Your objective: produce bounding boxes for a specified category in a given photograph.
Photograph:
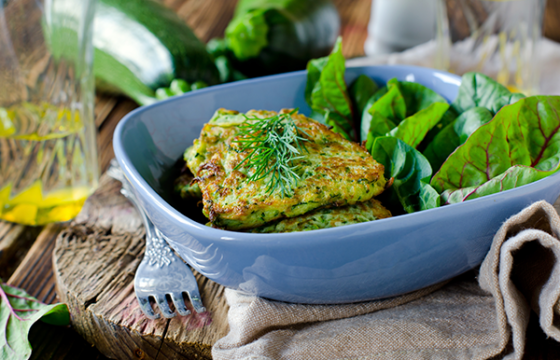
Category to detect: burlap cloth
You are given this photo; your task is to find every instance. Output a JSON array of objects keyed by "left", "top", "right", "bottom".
[{"left": 212, "top": 201, "right": 560, "bottom": 359}]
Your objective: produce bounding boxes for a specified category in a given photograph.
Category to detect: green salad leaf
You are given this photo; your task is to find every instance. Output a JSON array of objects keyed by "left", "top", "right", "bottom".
[
  {"left": 369, "top": 136, "right": 439, "bottom": 214},
  {"left": 431, "top": 96, "right": 560, "bottom": 196},
  {"left": 305, "top": 37, "right": 355, "bottom": 141},
  {"left": 422, "top": 72, "right": 525, "bottom": 171},
  {"left": 349, "top": 74, "right": 379, "bottom": 118},
  {"left": 423, "top": 107, "right": 493, "bottom": 171},
  {"left": 451, "top": 72, "right": 526, "bottom": 115},
  {"left": 363, "top": 78, "right": 449, "bottom": 149},
  {"left": 441, "top": 165, "right": 540, "bottom": 204},
  {"left": 225, "top": 9, "right": 269, "bottom": 60},
  {"left": 388, "top": 102, "right": 449, "bottom": 149},
  {"left": 359, "top": 86, "right": 388, "bottom": 141},
  {"left": 1, "top": 280, "right": 70, "bottom": 360},
  {"left": 397, "top": 80, "right": 448, "bottom": 116},
  {"left": 305, "top": 57, "right": 329, "bottom": 105}
]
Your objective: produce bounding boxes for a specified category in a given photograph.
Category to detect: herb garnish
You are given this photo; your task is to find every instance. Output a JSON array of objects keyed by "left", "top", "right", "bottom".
[{"left": 233, "top": 110, "right": 309, "bottom": 197}]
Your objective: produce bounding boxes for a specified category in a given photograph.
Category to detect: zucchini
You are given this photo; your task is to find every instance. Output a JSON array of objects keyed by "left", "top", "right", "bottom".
[
  {"left": 94, "top": 0, "right": 220, "bottom": 105},
  {"left": 225, "top": 0, "right": 340, "bottom": 77},
  {"left": 46, "top": 0, "right": 220, "bottom": 106}
]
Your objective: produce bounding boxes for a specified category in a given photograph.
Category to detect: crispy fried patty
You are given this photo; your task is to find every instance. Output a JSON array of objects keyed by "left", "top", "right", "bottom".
[
  {"left": 185, "top": 109, "right": 387, "bottom": 230},
  {"left": 249, "top": 198, "right": 391, "bottom": 233}
]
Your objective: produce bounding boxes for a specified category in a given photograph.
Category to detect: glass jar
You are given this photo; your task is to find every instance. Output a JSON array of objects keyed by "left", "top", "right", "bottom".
[
  {"left": 447, "top": 0, "right": 546, "bottom": 94},
  {"left": 364, "top": 0, "right": 450, "bottom": 70},
  {"left": 0, "top": 0, "right": 98, "bottom": 225}
]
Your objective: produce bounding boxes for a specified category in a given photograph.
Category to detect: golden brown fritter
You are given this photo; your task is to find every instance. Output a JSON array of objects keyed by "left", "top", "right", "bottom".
[
  {"left": 174, "top": 169, "right": 202, "bottom": 200},
  {"left": 249, "top": 198, "right": 391, "bottom": 233},
  {"left": 185, "top": 109, "right": 387, "bottom": 230}
]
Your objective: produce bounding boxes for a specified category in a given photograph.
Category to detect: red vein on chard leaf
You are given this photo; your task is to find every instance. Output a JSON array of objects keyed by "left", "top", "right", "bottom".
[
  {"left": 5, "top": 292, "right": 42, "bottom": 303},
  {"left": 432, "top": 96, "right": 560, "bottom": 197},
  {"left": 0, "top": 284, "right": 26, "bottom": 322},
  {"left": 1, "top": 280, "right": 71, "bottom": 359},
  {"left": 530, "top": 109, "right": 560, "bottom": 167}
]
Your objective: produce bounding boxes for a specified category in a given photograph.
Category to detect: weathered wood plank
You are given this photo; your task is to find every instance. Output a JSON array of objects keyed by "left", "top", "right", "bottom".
[
  {"left": 174, "top": 0, "right": 237, "bottom": 42},
  {"left": 545, "top": 0, "right": 560, "bottom": 44},
  {"left": 0, "top": 222, "right": 46, "bottom": 280},
  {"left": 333, "top": 0, "right": 371, "bottom": 59},
  {"left": 8, "top": 223, "right": 63, "bottom": 303},
  {"left": 95, "top": 95, "right": 119, "bottom": 128},
  {"left": 0, "top": 222, "right": 26, "bottom": 271},
  {"left": 97, "top": 99, "right": 138, "bottom": 173},
  {"left": 53, "top": 174, "right": 229, "bottom": 360}
]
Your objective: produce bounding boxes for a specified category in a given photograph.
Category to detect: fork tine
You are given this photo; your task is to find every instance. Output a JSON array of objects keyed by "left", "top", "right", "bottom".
[
  {"left": 137, "top": 295, "right": 160, "bottom": 320},
  {"left": 154, "top": 294, "right": 176, "bottom": 318},
  {"left": 170, "top": 292, "right": 191, "bottom": 316},
  {"left": 186, "top": 290, "right": 206, "bottom": 313}
]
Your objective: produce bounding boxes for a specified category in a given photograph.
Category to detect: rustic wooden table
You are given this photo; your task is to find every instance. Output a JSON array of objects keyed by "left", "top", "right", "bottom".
[{"left": 3, "top": 0, "right": 560, "bottom": 359}]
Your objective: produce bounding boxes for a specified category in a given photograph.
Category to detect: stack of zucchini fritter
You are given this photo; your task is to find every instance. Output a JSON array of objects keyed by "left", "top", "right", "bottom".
[{"left": 175, "top": 109, "right": 391, "bottom": 233}]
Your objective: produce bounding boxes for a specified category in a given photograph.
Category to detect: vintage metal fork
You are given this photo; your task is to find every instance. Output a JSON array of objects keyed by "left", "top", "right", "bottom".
[{"left": 107, "top": 160, "right": 206, "bottom": 320}]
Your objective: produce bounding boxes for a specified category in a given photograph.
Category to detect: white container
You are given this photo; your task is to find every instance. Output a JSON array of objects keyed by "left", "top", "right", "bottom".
[{"left": 364, "top": 0, "right": 442, "bottom": 55}]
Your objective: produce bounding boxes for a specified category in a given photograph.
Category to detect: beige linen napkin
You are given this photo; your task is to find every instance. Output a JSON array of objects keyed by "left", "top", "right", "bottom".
[{"left": 212, "top": 201, "right": 560, "bottom": 360}]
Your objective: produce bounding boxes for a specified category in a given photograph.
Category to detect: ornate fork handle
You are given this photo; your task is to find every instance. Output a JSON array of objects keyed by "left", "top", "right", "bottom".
[
  {"left": 107, "top": 161, "right": 206, "bottom": 319},
  {"left": 120, "top": 185, "right": 175, "bottom": 268}
]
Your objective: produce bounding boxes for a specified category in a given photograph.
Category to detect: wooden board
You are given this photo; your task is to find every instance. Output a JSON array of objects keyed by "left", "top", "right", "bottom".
[{"left": 52, "top": 174, "right": 229, "bottom": 360}]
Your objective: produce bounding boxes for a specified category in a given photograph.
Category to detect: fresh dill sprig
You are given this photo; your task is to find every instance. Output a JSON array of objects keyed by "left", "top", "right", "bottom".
[{"left": 233, "top": 110, "right": 309, "bottom": 197}]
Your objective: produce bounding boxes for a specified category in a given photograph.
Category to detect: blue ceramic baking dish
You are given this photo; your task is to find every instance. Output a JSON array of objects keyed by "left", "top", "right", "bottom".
[{"left": 113, "top": 65, "right": 560, "bottom": 304}]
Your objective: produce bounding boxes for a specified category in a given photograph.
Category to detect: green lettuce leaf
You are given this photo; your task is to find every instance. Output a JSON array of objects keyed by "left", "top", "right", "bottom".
[
  {"left": 451, "top": 72, "right": 526, "bottom": 115},
  {"left": 389, "top": 102, "right": 449, "bottom": 149},
  {"left": 368, "top": 136, "right": 440, "bottom": 214},
  {"left": 225, "top": 9, "right": 269, "bottom": 60},
  {"left": 441, "top": 165, "right": 541, "bottom": 204},
  {"left": 305, "top": 37, "right": 355, "bottom": 141},
  {"left": 349, "top": 75, "right": 379, "bottom": 119},
  {"left": 305, "top": 57, "right": 328, "bottom": 105},
  {"left": 362, "top": 79, "right": 448, "bottom": 147},
  {"left": 360, "top": 87, "right": 388, "bottom": 141},
  {"left": 431, "top": 96, "right": 560, "bottom": 194},
  {"left": 423, "top": 107, "right": 493, "bottom": 171},
  {"left": 368, "top": 81, "right": 406, "bottom": 122},
  {"left": 1, "top": 280, "right": 70, "bottom": 360},
  {"left": 396, "top": 80, "right": 448, "bottom": 116},
  {"left": 421, "top": 72, "right": 524, "bottom": 156}
]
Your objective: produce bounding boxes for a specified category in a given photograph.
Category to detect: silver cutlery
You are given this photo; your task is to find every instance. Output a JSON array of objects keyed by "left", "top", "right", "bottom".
[{"left": 107, "top": 160, "right": 206, "bottom": 320}]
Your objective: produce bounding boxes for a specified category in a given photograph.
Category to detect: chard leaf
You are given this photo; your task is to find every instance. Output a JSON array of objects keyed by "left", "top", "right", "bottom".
[
  {"left": 225, "top": 9, "right": 269, "bottom": 60},
  {"left": 305, "top": 57, "right": 328, "bottom": 105},
  {"left": 422, "top": 72, "right": 523, "bottom": 154},
  {"left": 362, "top": 83, "right": 406, "bottom": 144},
  {"left": 453, "top": 107, "right": 494, "bottom": 143},
  {"left": 361, "top": 85, "right": 402, "bottom": 141},
  {"left": 306, "top": 37, "right": 355, "bottom": 141},
  {"left": 419, "top": 180, "right": 441, "bottom": 210},
  {"left": 431, "top": 96, "right": 560, "bottom": 193},
  {"left": 1, "top": 280, "right": 70, "bottom": 360},
  {"left": 389, "top": 102, "right": 449, "bottom": 148},
  {"left": 423, "top": 107, "right": 493, "bottom": 171},
  {"left": 361, "top": 79, "right": 448, "bottom": 146},
  {"left": 368, "top": 136, "right": 439, "bottom": 213},
  {"left": 360, "top": 87, "right": 388, "bottom": 142},
  {"left": 451, "top": 72, "right": 525, "bottom": 115},
  {"left": 349, "top": 75, "right": 379, "bottom": 119},
  {"left": 365, "top": 114, "right": 397, "bottom": 144},
  {"left": 368, "top": 82, "right": 406, "bottom": 122},
  {"left": 441, "top": 165, "right": 542, "bottom": 204},
  {"left": 396, "top": 80, "right": 448, "bottom": 116}
]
